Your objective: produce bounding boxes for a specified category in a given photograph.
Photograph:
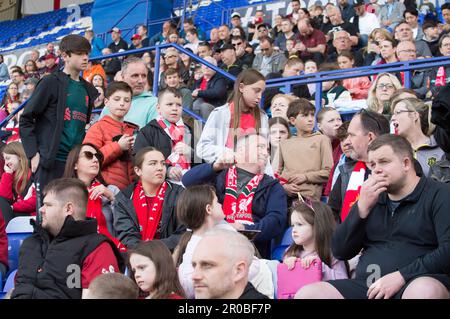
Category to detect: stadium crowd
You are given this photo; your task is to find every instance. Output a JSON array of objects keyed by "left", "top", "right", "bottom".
[{"left": 0, "top": 0, "right": 450, "bottom": 299}]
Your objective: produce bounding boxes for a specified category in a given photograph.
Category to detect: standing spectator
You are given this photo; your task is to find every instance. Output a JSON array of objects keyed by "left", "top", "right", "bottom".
[
  {"left": 137, "top": 24, "right": 150, "bottom": 47},
  {"left": 350, "top": 0, "right": 380, "bottom": 47},
  {"left": 379, "top": 0, "right": 406, "bottom": 30},
  {"left": 19, "top": 35, "right": 99, "bottom": 191},
  {"left": 100, "top": 57, "right": 158, "bottom": 129},
  {"left": 252, "top": 36, "right": 287, "bottom": 77},
  {"left": 107, "top": 27, "right": 129, "bottom": 53},
  {"left": 404, "top": 8, "right": 423, "bottom": 41},
  {"left": 0, "top": 54, "right": 9, "bottom": 82},
  {"left": 394, "top": 21, "right": 432, "bottom": 58},
  {"left": 367, "top": 73, "right": 402, "bottom": 116},
  {"left": 11, "top": 178, "right": 124, "bottom": 299},
  {"left": 296, "top": 18, "right": 327, "bottom": 64},
  {"left": 84, "top": 29, "right": 105, "bottom": 58},
  {"left": 274, "top": 18, "right": 296, "bottom": 52}
]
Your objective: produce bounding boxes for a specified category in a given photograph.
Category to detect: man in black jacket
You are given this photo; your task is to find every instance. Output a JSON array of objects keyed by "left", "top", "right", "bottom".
[
  {"left": 20, "top": 34, "right": 99, "bottom": 193},
  {"left": 107, "top": 27, "right": 129, "bottom": 53},
  {"left": 296, "top": 135, "right": 450, "bottom": 299},
  {"left": 12, "top": 178, "right": 124, "bottom": 299}
]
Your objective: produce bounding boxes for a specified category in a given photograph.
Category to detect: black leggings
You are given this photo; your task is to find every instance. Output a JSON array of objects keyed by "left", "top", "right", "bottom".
[{"left": 0, "top": 196, "right": 29, "bottom": 226}]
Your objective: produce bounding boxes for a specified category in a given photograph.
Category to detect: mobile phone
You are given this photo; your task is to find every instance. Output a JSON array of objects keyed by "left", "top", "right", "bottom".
[{"left": 238, "top": 229, "right": 261, "bottom": 241}]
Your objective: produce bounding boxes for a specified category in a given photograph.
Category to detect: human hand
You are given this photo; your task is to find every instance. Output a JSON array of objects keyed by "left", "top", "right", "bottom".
[
  {"left": 288, "top": 173, "right": 307, "bottom": 185},
  {"left": 294, "top": 42, "right": 306, "bottom": 52},
  {"left": 357, "top": 174, "right": 388, "bottom": 219},
  {"left": 118, "top": 134, "right": 134, "bottom": 151},
  {"left": 283, "top": 183, "right": 301, "bottom": 197},
  {"left": 300, "top": 255, "right": 317, "bottom": 269},
  {"left": 31, "top": 153, "right": 40, "bottom": 173},
  {"left": 192, "top": 89, "right": 199, "bottom": 98},
  {"left": 167, "top": 166, "right": 183, "bottom": 181},
  {"left": 283, "top": 256, "right": 298, "bottom": 270},
  {"left": 367, "top": 271, "right": 405, "bottom": 299},
  {"left": 213, "top": 150, "right": 235, "bottom": 171},
  {"left": 174, "top": 142, "right": 191, "bottom": 157},
  {"left": 90, "top": 184, "right": 115, "bottom": 201},
  {"left": 383, "top": 20, "right": 391, "bottom": 27}
]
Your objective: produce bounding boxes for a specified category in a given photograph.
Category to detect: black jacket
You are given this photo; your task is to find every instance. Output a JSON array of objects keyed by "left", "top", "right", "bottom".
[
  {"left": 239, "top": 282, "right": 269, "bottom": 299},
  {"left": 108, "top": 38, "right": 129, "bottom": 53},
  {"left": 332, "top": 177, "right": 450, "bottom": 282},
  {"left": 19, "top": 71, "right": 98, "bottom": 169},
  {"left": 12, "top": 216, "right": 124, "bottom": 299},
  {"left": 431, "top": 82, "right": 450, "bottom": 152},
  {"left": 194, "top": 73, "right": 228, "bottom": 107},
  {"left": 113, "top": 181, "right": 185, "bottom": 251}
]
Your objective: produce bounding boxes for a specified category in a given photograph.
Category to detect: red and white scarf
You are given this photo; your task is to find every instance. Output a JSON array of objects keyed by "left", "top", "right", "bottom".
[
  {"left": 223, "top": 166, "right": 263, "bottom": 225},
  {"left": 157, "top": 116, "right": 190, "bottom": 170},
  {"left": 132, "top": 181, "right": 167, "bottom": 241},
  {"left": 87, "top": 181, "right": 126, "bottom": 252},
  {"left": 341, "top": 161, "right": 366, "bottom": 221},
  {"left": 435, "top": 66, "right": 446, "bottom": 87}
]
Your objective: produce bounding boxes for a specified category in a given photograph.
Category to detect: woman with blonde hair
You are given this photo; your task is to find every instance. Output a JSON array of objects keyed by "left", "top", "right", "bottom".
[
  {"left": 391, "top": 97, "right": 444, "bottom": 176},
  {"left": 361, "top": 28, "right": 394, "bottom": 65},
  {"left": 366, "top": 72, "right": 402, "bottom": 117}
]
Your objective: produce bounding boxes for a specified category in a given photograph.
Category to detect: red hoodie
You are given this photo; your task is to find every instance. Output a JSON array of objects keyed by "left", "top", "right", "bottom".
[
  {"left": 0, "top": 172, "right": 36, "bottom": 214},
  {"left": 0, "top": 212, "right": 8, "bottom": 269}
]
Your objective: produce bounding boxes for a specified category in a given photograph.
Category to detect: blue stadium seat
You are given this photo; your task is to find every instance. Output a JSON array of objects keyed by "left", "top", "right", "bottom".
[
  {"left": 271, "top": 227, "right": 293, "bottom": 261},
  {"left": 3, "top": 269, "right": 17, "bottom": 294},
  {"left": 6, "top": 217, "right": 34, "bottom": 273}
]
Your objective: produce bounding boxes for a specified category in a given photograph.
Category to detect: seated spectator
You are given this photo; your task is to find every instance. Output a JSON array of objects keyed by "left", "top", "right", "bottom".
[
  {"left": 395, "top": 41, "right": 431, "bottom": 99},
  {"left": 313, "top": 64, "right": 352, "bottom": 107},
  {"left": 232, "top": 36, "right": 255, "bottom": 69},
  {"left": 440, "top": 3, "right": 450, "bottom": 33},
  {"left": 174, "top": 185, "right": 274, "bottom": 299},
  {"left": 231, "top": 12, "right": 244, "bottom": 29},
  {"left": 149, "top": 21, "right": 173, "bottom": 46},
  {"left": 196, "top": 69, "right": 269, "bottom": 165},
  {"left": 283, "top": 200, "right": 348, "bottom": 281},
  {"left": 379, "top": 0, "right": 405, "bottom": 30},
  {"left": 295, "top": 18, "right": 326, "bottom": 64},
  {"left": 11, "top": 178, "right": 124, "bottom": 299},
  {"left": 269, "top": 117, "right": 291, "bottom": 173},
  {"left": 430, "top": 35, "right": 450, "bottom": 94},
  {"left": 163, "top": 68, "right": 193, "bottom": 110},
  {"left": 391, "top": 98, "right": 444, "bottom": 176},
  {"left": 322, "top": 5, "right": 359, "bottom": 47},
  {"left": 107, "top": 27, "right": 129, "bottom": 53},
  {"left": 90, "top": 74, "right": 105, "bottom": 88},
  {"left": 184, "top": 28, "right": 201, "bottom": 54},
  {"left": 252, "top": 36, "right": 287, "bottom": 77},
  {"left": 3, "top": 101, "right": 23, "bottom": 143},
  {"left": 192, "top": 229, "right": 268, "bottom": 299},
  {"left": 23, "top": 60, "right": 40, "bottom": 80},
  {"left": 134, "top": 88, "right": 195, "bottom": 183},
  {"left": 249, "top": 23, "right": 270, "bottom": 53},
  {"left": 128, "top": 34, "right": 144, "bottom": 58},
  {"left": 374, "top": 38, "right": 398, "bottom": 65},
  {"left": 197, "top": 41, "right": 213, "bottom": 59},
  {"left": 84, "top": 273, "right": 139, "bottom": 299},
  {"left": 404, "top": 8, "right": 423, "bottom": 41},
  {"left": 84, "top": 82, "right": 137, "bottom": 190},
  {"left": 0, "top": 54, "right": 9, "bottom": 82},
  {"left": 219, "top": 43, "right": 243, "bottom": 89},
  {"left": 422, "top": 20, "right": 440, "bottom": 57},
  {"left": 326, "top": 30, "right": 364, "bottom": 66},
  {"left": 101, "top": 48, "right": 121, "bottom": 84},
  {"left": 304, "top": 60, "right": 318, "bottom": 96},
  {"left": 297, "top": 134, "right": 450, "bottom": 299},
  {"left": 1, "top": 83, "right": 21, "bottom": 114},
  {"left": 394, "top": 21, "right": 432, "bottom": 58},
  {"left": 350, "top": 0, "right": 380, "bottom": 47},
  {"left": 184, "top": 133, "right": 287, "bottom": 259},
  {"left": 39, "top": 54, "right": 59, "bottom": 76},
  {"left": 24, "top": 77, "right": 38, "bottom": 93},
  {"left": 274, "top": 18, "right": 296, "bottom": 52},
  {"left": 361, "top": 28, "right": 394, "bottom": 66},
  {"left": 317, "top": 107, "right": 343, "bottom": 157},
  {"left": 63, "top": 143, "right": 125, "bottom": 251},
  {"left": 270, "top": 93, "right": 297, "bottom": 120},
  {"left": 128, "top": 240, "right": 185, "bottom": 299},
  {"left": 0, "top": 211, "right": 7, "bottom": 278},
  {"left": 0, "top": 142, "right": 36, "bottom": 224},
  {"left": 276, "top": 99, "right": 333, "bottom": 200},
  {"left": 368, "top": 73, "right": 402, "bottom": 117},
  {"left": 83, "top": 61, "right": 107, "bottom": 86},
  {"left": 180, "top": 18, "right": 206, "bottom": 44},
  {"left": 338, "top": 51, "right": 371, "bottom": 99},
  {"left": 113, "top": 147, "right": 184, "bottom": 250},
  {"left": 192, "top": 56, "right": 227, "bottom": 120},
  {"left": 328, "top": 110, "right": 390, "bottom": 221},
  {"left": 215, "top": 24, "right": 231, "bottom": 51},
  {"left": 159, "top": 48, "right": 190, "bottom": 89},
  {"left": 89, "top": 86, "right": 106, "bottom": 127}
]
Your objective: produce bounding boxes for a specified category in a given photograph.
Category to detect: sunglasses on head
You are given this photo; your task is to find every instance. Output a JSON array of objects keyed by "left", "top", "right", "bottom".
[{"left": 82, "top": 150, "right": 103, "bottom": 162}]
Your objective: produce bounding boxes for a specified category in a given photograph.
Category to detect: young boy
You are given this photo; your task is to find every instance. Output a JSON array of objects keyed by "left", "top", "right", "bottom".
[
  {"left": 19, "top": 34, "right": 99, "bottom": 191},
  {"left": 83, "top": 81, "right": 138, "bottom": 190},
  {"left": 276, "top": 98, "right": 333, "bottom": 200},
  {"left": 133, "top": 87, "right": 195, "bottom": 182},
  {"left": 164, "top": 68, "right": 194, "bottom": 110}
]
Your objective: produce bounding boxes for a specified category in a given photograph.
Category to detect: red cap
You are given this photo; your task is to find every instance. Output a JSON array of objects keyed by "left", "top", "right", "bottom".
[{"left": 131, "top": 34, "right": 142, "bottom": 40}]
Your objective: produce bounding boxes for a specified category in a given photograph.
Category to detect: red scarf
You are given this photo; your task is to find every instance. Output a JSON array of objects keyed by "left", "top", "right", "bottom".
[
  {"left": 132, "top": 181, "right": 167, "bottom": 241},
  {"left": 341, "top": 161, "right": 366, "bottom": 221},
  {"left": 223, "top": 166, "right": 263, "bottom": 225},
  {"left": 225, "top": 102, "right": 257, "bottom": 149},
  {"left": 87, "top": 181, "right": 126, "bottom": 252},
  {"left": 436, "top": 66, "right": 446, "bottom": 86},
  {"left": 157, "top": 116, "right": 190, "bottom": 170}
]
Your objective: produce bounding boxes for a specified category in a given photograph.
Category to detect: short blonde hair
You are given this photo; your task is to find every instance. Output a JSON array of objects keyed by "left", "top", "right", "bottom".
[{"left": 367, "top": 73, "right": 402, "bottom": 113}]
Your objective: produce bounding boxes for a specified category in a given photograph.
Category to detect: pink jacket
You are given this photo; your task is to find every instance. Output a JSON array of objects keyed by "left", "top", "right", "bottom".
[{"left": 343, "top": 77, "right": 371, "bottom": 100}]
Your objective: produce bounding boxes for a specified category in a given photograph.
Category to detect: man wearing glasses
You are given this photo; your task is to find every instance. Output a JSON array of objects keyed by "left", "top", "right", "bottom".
[
  {"left": 231, "top": 36, "right": 254, "bottom": 69},
  {"left": 252, "top": 36, "right": 287, "bottom": 77}
]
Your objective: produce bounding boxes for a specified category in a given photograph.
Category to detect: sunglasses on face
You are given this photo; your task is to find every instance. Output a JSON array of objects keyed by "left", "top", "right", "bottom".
[{"left": 81, "top": 150, "right": 103, "bottom": 162}]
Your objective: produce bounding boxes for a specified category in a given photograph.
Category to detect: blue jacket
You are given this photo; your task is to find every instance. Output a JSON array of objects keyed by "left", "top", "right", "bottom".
[
  {"left": 194, "top": 73, "right": 228, "bottom": 107},
  {"left": 182, "top": 163, "right": 288, "bottom": 258}
]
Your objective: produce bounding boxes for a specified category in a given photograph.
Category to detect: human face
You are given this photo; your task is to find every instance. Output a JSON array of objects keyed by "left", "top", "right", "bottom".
[
  {"left": 292, "top": 1, "right": 300, "bottom": 13},
  {"left": 168, "top": 33, "right": 179, "bottom": 43},
  {"left": 395, "top": 23, "right": 413, "bottom": 41},
  {"left": 235, "top": 135, "right": 269, "bottom": 169},
  {"left": 396, "top": 42, "right": 416, "bottom": 61},
  {"left": 106, "top": 90, "right": 132, "bottom": 121},
  {"left": 283, "top": 63, "right": 303, "bottom": 77},
  {"left": 291, "top": 212, "right": 314, "bottom": 247},
  {"left": 218, "top": 26, "right": 230, "bottom": 41},
  {"left": 208, "top": 194, "right": 225, "bottom": 224},
  {"left": 354, "top": 5, "right": 365, "bottom": 16},
  {"left": 76, "top": 145, "right": 101, "bottom": 180},
  {"left": 443, "top": 9, "right": 450, "bottom": 24},
  {"left": 25, "top": 61, "right": 35, "bottom": 72},
  {"left": 129, "top": 253, "right": 156, "bottom": 294},
  {"left": 440, "top": 37, "right": 450, "bottom": 57},
  {"left": 367, "top": 145, "right": 408, "bottom": 194},
  {"left": 337, "top": 56, "right": 353, "bottom": 69},
  {"left": 424, "top": 26, "right": 439, "bottom": 41},
  {"left": 157, "top": 92, "right": 182, "bottom": 123},
  {"left": 210, "top": 29, "right": 219, "bottom": 43},
  {"left": 259, "top": 40, "right": 273, "bottom": 57},
  {"left": 328, "top": 8, "right": 342, "bottom": 25},
  {"left": 197, "top": 45, "right": 211, "bottom": 58},
  {"left": 257, "top": 27, "right": 269, "bottom": 40},
  {"left": 333, "top": 32, "right": 351, "bottom": 52},
  {"left": 111, "top": 31, "right": 120, "bottom": 42},
  {"left": 318, "top": 110, "right": 342, "bottom": 139},
  {"left": 165, "top": 73, "right": 180, "bottom": 88},
  {"left": 231, "top": 17, "right": 241, "bottom": 28},
  {"left": 3, "top": 153, "right": 20, "bottom": 172},
  {"left": 298, "top": 9, "right": 308, "bottom": 20},
  {"left": 240, "top": 80, "right": 265, "bottom": 109},
  {"left": 134, "top": 151, "right": 166, "bottom": 186},
  {"left": 45, "top": 57, "right": 56, "bottom": 68},
  {"left": 304, "top": 61, "right": 317, "bottom": 74},
  {"left": 231, "top": 39, "right": 245, "bottom": 54},
  {"left": 270, "top": 97, "right": 290, "bottom": 119},
  {"left": 286, "top": 40, "right": 295, "bottom": 52},
  {"left": 8, "top": 83, "right": 18, "bottom": 97},
  {"left": 405, "top": 12, "right": 418, "bottom": 28},
  {"left": 63, "top": 52, "right": 90, "bottom": 72},
  {"left": 376, "top": 75, "right": 396, "bottom": 103},
  {"left": 220, "top": 49, "right": 236, "bottom": 66},
  {"left": 11, "top": 72, "right": 24, "bottom": 85},
  {"left": 346, "top": 115, "right": 371, "bottom": 161},
  {"left": 340, "top": 136, "right": 352, "bottom": 158},
  {"left": 201, "top": 64, "right": 216, "bottom": 79},
  {"left": 92, "top": 74, "right": 104, "bottom": 87},
  {"left": 164, "top": 51, "right": 179, "bottom": 67},
  {"left": 291, "top": 111, "right": 315, "bottom": 135},
  {"left": 122, "top": 62, "right": 147, "bottom": 96},
  {"left": 281, "top": 20, "right": 293, "bottom": 33},
  {"left": 138, "top": 25, "right": 147, "bottom": 37},
  {"left": 132, "top": 38, "right": 142, "bottom": 47},
  {"left": 391, "top": 101, "right": 416, "bottom": 136},
  {"left": 379, "top": 40, "right": 395, "bottom": 60},
  {"left": 47, "top": 43, "right": 55, "bottom": 53},
  {"left": 40, "top": 191, "right": 68, "bottom": 237},
  {"left": 298, "top": 21, "right": 312, "bottom": 37},
  {"left": 322, "top": 80, "right": 335, "bottom": 91},
  {"left": 270, "top": 123, "right": 289, "bottom": 147}
]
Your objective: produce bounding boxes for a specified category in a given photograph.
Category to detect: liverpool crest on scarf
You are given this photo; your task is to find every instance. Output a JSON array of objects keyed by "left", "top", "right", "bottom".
[{"left": 223, "top": 166, "right": 263, "bottom": 225}]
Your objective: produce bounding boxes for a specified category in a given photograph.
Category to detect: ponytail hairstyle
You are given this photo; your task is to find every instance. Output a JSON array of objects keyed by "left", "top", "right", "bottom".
[
  {"left": 2, "top": 142, "right": 30, "bottom": 194},
  {"left": 284, "top": 200, "right": 336, "bottom": 267},
  {"left": 173, "top": 184, "right": 217, "bottom": 266},
  {"left": 390, "top": 97, "right": 435, "bottom": 136}
]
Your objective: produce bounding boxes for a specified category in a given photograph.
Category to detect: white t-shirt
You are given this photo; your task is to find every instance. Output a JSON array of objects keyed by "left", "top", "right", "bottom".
[{"left": 357, "top": 12, "right": 380, "bottom": 36}]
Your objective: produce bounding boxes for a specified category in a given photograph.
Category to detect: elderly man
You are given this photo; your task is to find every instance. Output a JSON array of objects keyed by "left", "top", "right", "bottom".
[
  {"left": 100, "top": 57, "right": 158, "bottom": 128},
  {"left": 252, "top": 36, "right": 287, "bottom": 77},
  {"left": 183, "top": 134, "right": 288, "bottom": 259},
  {"left": 295, "top": 18, "right": 326, "bottom": 64},
  {"left": 326, "top": 30, "right": 364, "bottom": 66},
  {"left": 192, "top": 229, "right": 268, "bottom": 299},
  {"left": 322, "top": 5, "right": 359, "bottom": 46},
  {"left": 394, "top": 21, "right": 432, "bottom": 58},
  {"left": 296, "top": 134, "right": 450, "bottom": 299}
]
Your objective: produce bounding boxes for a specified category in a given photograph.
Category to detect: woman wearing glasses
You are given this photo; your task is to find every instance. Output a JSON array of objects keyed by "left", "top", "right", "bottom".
[
  {"left": 366, "top": 72, "right": 402, "bottom": 117},
  {"left": 63, "top": 143, "right": 126, "bottom": 252},
  {"left": 391, "top": 98, "right": 444, "bottom": 176},
  {"left": 23, "top": 60, "right": 40, "bottom": 80}
]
